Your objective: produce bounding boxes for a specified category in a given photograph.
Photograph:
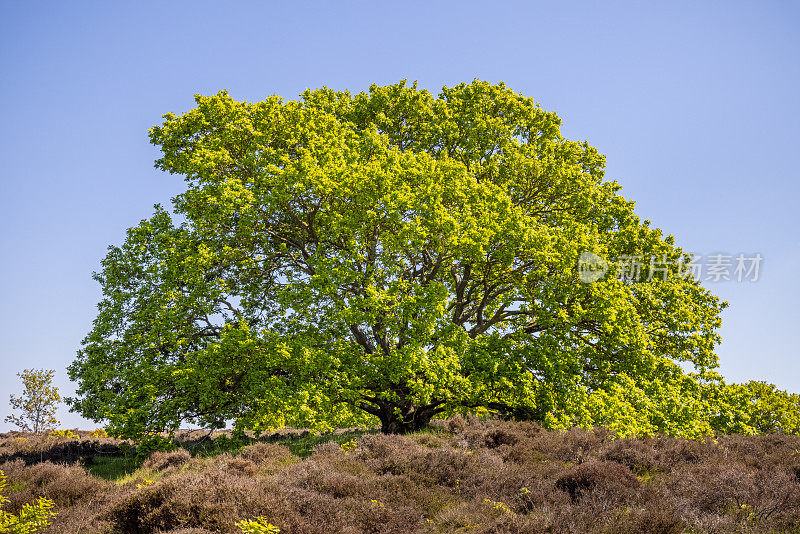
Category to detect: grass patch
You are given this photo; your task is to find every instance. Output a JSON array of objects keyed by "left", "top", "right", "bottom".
[
  {"left": 113, "top": 467, "right": 163, "bottom": 486},
  {"left": 6, "top": 479, "right": 28, "bottom": 492},
  {"left": 634, "top": 466, "right": 658, "bottom": 485},
  {"left": 85, "top": 455, "right": 138, "bottom": 481},
  {"left": 265, "top": 428, "right": 379, "bottom": 458}
]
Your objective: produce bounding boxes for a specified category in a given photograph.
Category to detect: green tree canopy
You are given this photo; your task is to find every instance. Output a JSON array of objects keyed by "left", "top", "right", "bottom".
[{"left": 70, "top": 80, "right": 742, "bottom": 438}]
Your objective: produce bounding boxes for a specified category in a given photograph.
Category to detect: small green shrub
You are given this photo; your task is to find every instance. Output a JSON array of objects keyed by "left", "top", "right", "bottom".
[
  {"left": 48, "top": 429, "right": 79, "bottom": 439},
  {"left": 134, "top": 434, "right": 177, "bottom": 463},
  {"left": 339, "top": 438, "right": 358, "bottom": 455},
  {"left": 0, "top": 469, "right": 55, "bottom": 533},
  {"left": 235, "top": 516, "right": 280, "bottom": 533}
]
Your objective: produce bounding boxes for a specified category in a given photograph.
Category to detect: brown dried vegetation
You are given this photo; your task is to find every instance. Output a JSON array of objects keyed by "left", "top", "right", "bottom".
[{"left": 2, "top": 418, "right": 800, "bottom": 533}]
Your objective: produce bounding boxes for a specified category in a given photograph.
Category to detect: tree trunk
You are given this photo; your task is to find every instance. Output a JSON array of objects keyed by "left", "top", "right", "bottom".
[{"left": 375, "top": 401, "right": 443, "bottom": 434}]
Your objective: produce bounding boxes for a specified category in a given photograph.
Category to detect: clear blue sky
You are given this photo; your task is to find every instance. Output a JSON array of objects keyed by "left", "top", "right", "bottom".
[{"left": 1, "top": 1, "right": 797, "bottom": 430}]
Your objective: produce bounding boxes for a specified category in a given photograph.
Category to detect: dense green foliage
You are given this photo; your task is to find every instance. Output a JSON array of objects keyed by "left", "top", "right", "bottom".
[
  {"left": 68, "top": 80, "right": 797, "bottom": 439},
  {"left": 5, "top": 370, "right": 61, "bottom": 435}
]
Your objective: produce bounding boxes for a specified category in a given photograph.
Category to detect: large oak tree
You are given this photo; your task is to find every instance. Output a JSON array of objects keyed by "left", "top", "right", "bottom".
[{"left": 69, "top": 81, "right": 730, "bottom": 438}]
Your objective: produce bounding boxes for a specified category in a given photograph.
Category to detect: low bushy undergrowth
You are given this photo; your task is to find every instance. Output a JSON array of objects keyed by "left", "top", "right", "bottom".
[{"left": 2, "top": 418, "right": 800, "bottom": 533}]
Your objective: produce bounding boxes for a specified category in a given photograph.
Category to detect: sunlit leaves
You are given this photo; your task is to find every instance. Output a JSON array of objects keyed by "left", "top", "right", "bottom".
[{"left": 69, "top": 80, "right": 743, "bottom": 438}]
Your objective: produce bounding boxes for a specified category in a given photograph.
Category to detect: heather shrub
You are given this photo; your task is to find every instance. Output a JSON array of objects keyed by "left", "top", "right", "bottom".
[
  {"left": 717, "top": 433, "right": 800, "bottom": 470},
  {"left": 288, "top": 458, "right": 373, "bottom": 500},
  {"left": 143, "top": 449, "right": 191, "bottom": 471},
  {"left": 603, "top": 504, "right": 686, "bottom": 534},
  {"left": 599, "top": 437, "right": 658, "bottom": 473},
  {"left": 348, "top": 433, "right": 415, "bottom": 476},
  {"left": 355, "top": 433, "right": 482, "bottom": 488},
  {"left": 655, "top": 435, "right": 718, "bottom": 467},
  {"left": 599, "top": 434, "right": 732, "bottom": 476},
  {"left": 310, "top": 440, "right": 348, "bottom": 457},
  {"left": 663, "top": 458, "right": 800, "bottom": 529},
  {"left": 109, "top": 471, "right": 245, "bottom": 532},
  {"left": 155, "top": 529, "right": 215, "bottom": 534},
  {"left": 431, "top": 499, "right": 537, "bottom": 534},
  {"left": 278, "top": 488, "right": 427, "bottom": 534},
  {"left": 106, "top": 461, "right": 300, "bottom": 534},
  {"left": 2, "top": 460, "right": 106, "bottom": 508},
  {"left": 555, "top": 460, "right": 641, "bottom": 503},
  {"left": 448, "top": 417, "right": 536, "bottom": 446},
  {"left": 279, "top": 447, "right": 448, "bottom": 526},
  {"left": 0, "top": 433, "right": 124, "bottom": 467},
  {"left": 411, "top": 446, "right": 475, "bottom": 487},
  {"left": 238, "top": 443, "right": 295, "bottom": 467},
  {"left": 1, "top": 459, "right": 120, "bottom": 534},
  {"left": 304, "top": 444, "right": 374, "bottom": 483},
  {"left": 409, "top": 432, "right": 447, "bottom": 449},
  {"left": 528, "top": 426, "right": 608, "bottom": 464},
  {"left": 443, "top": 414, "right": 470, "bottom": 434},
  {"left": 514, "top": 476, "right": 572, "bottom": 515},
  {"left": 451, "top": 418, "right": 609, "bottom": 464},
  {"left": 472, "top": 420, "right": 541, "bottom": 449},
  {"left": 222, "top": 455, "right": 259, "bottom": 476}
]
